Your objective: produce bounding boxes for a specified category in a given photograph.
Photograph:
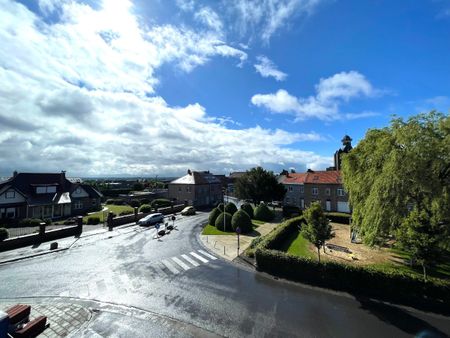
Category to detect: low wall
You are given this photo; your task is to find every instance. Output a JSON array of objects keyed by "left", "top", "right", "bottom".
[
  {"left": 0, "top": 225, "right": 80, "bottom": 252},
  {"left": 108, "top": 204, "right": 185, "bottom": 228}
]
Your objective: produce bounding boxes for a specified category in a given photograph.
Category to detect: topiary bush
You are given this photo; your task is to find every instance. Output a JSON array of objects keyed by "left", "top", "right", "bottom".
[
  {"left": 119, "top": 210, "right": 133, "bottom": 216},
  {"left": 231, "top": 209, "right": 253, "bottom": 234},
  {"left": 129, "top": 199, "right": 141, "bottom": 208},
  {"left": 282, "top": 205, "right": 302, "bottom": 218},
  {"left": 150, "top": 199, "right": 172, "bottom": 208},
  {"left": 225, "top": 202, "right": 238, "bottom": 215},
  {"left": 140, "top": 198, "right": 150, "bottom": 205},
  {"left": 86, "top": 216, "right": 100, "bottom": 225},
  {"left": 217, "top": 203, "right": 224, "bottom": 212},
  {"left": 208, "top": 208, "right": 221, "bottom": 226},
  {"left": 254, "top": 204, "right": 274, "bottom": 222},
  {"left": 140, "top": 204, "right": 152, "bottom": 213},
  {"left": 215, "top": 212, "right": 233, "bottom": 232},
  {"left": 240, "top": 203, "right": 254, "bottom": 219},
  {"left": 0, "top": 228, "right": 9, "bottom": 241}
]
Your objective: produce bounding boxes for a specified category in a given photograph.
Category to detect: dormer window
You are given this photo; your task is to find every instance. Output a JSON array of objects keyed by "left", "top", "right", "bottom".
[
  {"left": 36, "top": 186, "right": 57, "bottom": 194},
  {"left": 5, "top": 191, "right": 15, "bottom": 199},
  {"left": 75, "top": 187, "right": 82, "bottom": 194}
]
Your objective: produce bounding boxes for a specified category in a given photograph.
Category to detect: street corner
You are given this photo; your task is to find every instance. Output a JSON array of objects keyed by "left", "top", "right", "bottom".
[{"left": 0, "top": 300, "right": 92, "bottom": 338}]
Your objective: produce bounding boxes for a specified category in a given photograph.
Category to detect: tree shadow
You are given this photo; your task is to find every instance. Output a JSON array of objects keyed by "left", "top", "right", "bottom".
[
  {"left": 356, "top": 296, "right": 448, "bottom": 337},
  {"left": 246, "top": 229, "right": 261, "bottom": 238}
]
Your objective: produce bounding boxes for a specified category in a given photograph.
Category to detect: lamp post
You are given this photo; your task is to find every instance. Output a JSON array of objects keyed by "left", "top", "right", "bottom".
[
  {"left": 236, "top": 226, "right": 241, "bottom": 256},
  {"left": 222, "top": 187, "right": 226, "bottom": 232}
]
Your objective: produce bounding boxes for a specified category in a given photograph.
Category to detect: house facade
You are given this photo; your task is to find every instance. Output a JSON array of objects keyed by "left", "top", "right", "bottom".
[
  {"left": 168, "top": 170, "right": 222, "bottom": 207},
  {"left": 0, "top": 171, "right": 103, "bottom": 223},
  {"left": 280, "top": 171, "right": 350, "bottom": 213}
]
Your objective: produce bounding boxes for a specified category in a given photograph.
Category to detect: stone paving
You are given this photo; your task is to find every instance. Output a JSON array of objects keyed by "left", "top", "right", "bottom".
[{"left": 0, "top": 301, "right": 91, "bottom": 337}]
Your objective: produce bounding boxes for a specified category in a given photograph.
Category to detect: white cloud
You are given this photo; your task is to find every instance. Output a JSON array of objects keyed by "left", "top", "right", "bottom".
[
  {"left": 254, "top": 55, "right": 287, "bottom": 81},
  {"left": 0, "top": 0, "right": 331, "bottom": 176},
  {"left": 251, "top": 71, "right": 378, "bottom": 121},
  {"left": 228, "top": 0, "right": 325, "bottom": 42},
  {"left": 195, "top": 7, "right": 224, "bottom": 32}
]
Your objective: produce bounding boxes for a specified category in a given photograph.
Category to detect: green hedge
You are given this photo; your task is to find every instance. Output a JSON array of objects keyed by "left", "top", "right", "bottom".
[
  {"left": 0, "top": 228, "right": 9, "bottom": 241},
  {"left": 231, "top": 210, "right": 252, "bottom": 234},
  {"left": 86, "top": 216, "right": 101, "bottom": 225},
  {"left": 139, "top": 204, "right": 152, "bottom": 213},
  {"left": 254, "top": 204, "right": 274, "bottom": 222},
  {"left": 128, "top": 199, "right": 141, "bottom": 208},
  {"left": 324, "top": 212, "right": 351, "bottom": 224},
  {"left": 240, "top": 203, "right": 254, "bottom": 219},
  {"left": 282, "top": 205, "right": 302, "bottom": 218},
  {"left": 19, "top": 218, "right": 43, "bottom": 227},
  {"left": 254, "top": 216, "right": 450, "bottom": 314},
  {"left": 215, "top": 212, "right": 233, "bottom": 232},
  {"left": 225, "top": 202, "right": 238, "bottom": 215},
  {"left": 208, "top": 208, "right": 221, "bottom": 226},
  {"left": 150, "top": 199, "right": 172, "bottom": 208}
]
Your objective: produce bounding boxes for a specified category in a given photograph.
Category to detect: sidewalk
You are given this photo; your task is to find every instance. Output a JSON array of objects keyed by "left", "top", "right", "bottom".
[
  {"left": 199, "top": 221, "right": 279, "bottom": 261},
  {"left": 0, "top": 223, "right": 137, "bottom": 265}
]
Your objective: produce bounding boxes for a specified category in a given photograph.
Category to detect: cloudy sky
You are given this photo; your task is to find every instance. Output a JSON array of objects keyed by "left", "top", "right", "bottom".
[{"left": 1, "top": 0, "right": 449, "bottom": 177}]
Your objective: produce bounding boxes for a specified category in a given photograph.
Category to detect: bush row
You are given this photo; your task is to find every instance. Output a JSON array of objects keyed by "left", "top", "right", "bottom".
[
  {"left": 0, "top": 227, "right": 9, "bottom": 241},
  {"left": 254, "top": 217, "right": 450, "bottom": 314},
  {"left": 86, "top": 216, "right": 101, "bottom": 225}
]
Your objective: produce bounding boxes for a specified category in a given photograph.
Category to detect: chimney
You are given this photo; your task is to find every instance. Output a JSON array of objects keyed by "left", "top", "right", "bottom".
[
  {"left": 187, "top": 169, "right": 192, "bottom": 175},
  {"left": 60, "top": 170, "right": 66, "bottom": 186},
  {"left": 13, "top": 171, "right": 18, "bottom": 178}
]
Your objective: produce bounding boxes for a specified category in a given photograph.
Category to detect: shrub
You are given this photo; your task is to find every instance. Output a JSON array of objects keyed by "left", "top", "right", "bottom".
[
  {"left": 119, "top": 210, "right": 133, "bottom": 216},
  {"left": 240, "top": 203, "right": 254, "bottom": 219},
  {"left": 282, "top": 205, "right": 302, "bottom": 218},
  {"left": 208, "top": 208, "right": 221, "bottom": 226},
  {"left": 254, "top": 204, "right": 274, "bottom": 222},
  {"left": 0, "top": 228, "right": 9, "bottom": 241},
  {"left": 86, "top": 216, "right": 100, "bottom": 225},
  {"left": 106, "top": 199, "right": 115, "bottom": 204},
  {"left": 140, "top": 204, "right": 152, "bottom": 213},
  {"left": 140, "top": 198, "right": 150, "bottom": 205},
  {"left": 224, "top": 202, "right": 238, "bottom": 215},
  {"left": 217, "top": 203, "right": 224, "bottom": 212},
  {"left": 128, "top": 199, "right": 141, "bottom": 208},
  {"left": 215, "top": 212, "right": 233, "bottom": 232},
  {"left": 112, "top": 199, "right": 126, "bottom": 205},
  {"left": 231, "top": 210, "right": 252, "bottom": 234},
  {"left": 324, "top": 212, "right": 351, "bottom": 224},
  {"left": 150, "top": 199, "right": 172, "bottom": 209},
  {"left": 19, "top": 218, "right": 43, "bottom": 227}
]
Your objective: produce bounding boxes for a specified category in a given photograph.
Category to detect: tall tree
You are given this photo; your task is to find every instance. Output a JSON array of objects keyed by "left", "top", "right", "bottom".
[
  {"left": 302, "top": 202, "right": 334, "bottom": 262},
  {"left": 235, "top": 167, "right": 286, "bottom": 204},
  {"left": 342, "top": 111, "right": 450, "bottom": 245}
]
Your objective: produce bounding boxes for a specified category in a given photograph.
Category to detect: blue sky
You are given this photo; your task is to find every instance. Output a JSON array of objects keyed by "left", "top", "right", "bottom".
[{"left": 0, "top": 0, "right": 449, "bottom": 177}]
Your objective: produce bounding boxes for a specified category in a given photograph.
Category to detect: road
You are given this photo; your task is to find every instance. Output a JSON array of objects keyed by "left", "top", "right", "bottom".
[{"left": 0, "top": 212, "right": 449, "bottom": 337}]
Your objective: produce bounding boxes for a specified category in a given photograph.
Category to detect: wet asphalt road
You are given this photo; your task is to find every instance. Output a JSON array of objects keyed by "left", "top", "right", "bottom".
[{"left": 0, "top": 212, "right": 449, "bottom": 337}]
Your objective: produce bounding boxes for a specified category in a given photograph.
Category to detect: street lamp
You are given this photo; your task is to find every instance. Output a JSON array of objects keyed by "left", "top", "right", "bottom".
[{"left": 222, "top": 187, "right": 226, "bottom": 232}]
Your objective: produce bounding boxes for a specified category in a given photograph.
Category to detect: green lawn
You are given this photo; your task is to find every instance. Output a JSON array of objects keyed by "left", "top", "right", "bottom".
[
  {"left": 83, "top": 204, "right": 134, "bottom": 223},
  {"left": 252, "top": 219, "right": 265, "bottom": 225},
  {"left": 279, "top": 229, "right": 316, "bottom": 259},
  {"left": 202, "top": 221, "right": 261, "bottom": 236}
]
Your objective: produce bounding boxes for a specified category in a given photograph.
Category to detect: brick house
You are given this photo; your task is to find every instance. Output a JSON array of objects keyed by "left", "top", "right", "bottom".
[
  {"left": 0, "top": 171, "right": 103, "bottom": 223},
  {"left": 168, "top": 170, "right": 222, "bottom": 207},
  {"left": 280, "top": 170, "right": 350, "bottom": 213}
]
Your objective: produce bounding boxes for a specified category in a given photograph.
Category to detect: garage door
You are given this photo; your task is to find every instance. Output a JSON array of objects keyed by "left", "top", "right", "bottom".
[{"left": 337, "top": 201, "right": 350, "bottom": 213}]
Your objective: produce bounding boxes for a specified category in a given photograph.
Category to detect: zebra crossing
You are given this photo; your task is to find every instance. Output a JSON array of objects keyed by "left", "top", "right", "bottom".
[{"left": 58, "top": 250, "right": 218, "bottom": 298}]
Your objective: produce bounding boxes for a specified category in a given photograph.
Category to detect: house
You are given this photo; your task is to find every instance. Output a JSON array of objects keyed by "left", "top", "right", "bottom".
[
  {"left": 0, "top": 171, "right": 103, "bottom": 223},
  {"left": 280, "top": 170, "right": 350, "bottom": 213},
  {"left": 280, "top": 135, "right": 353, "bottom": 213},
  {"left": 227, "top": 171, "right": 246, "bottom": 196},
  {"left": 168, "top": 170, "right": 222, "bottom": 207}
]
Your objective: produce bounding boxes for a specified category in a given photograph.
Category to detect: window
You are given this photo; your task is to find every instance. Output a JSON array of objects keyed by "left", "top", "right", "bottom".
[
  {"left": 74, "top": 201, "right": 83, "bottom": 209},
  {"left": 300, "top": 186, "right": 304, "bottom": 194},
  {"left": 75, "top": 187, "right": 82, "bottom": 194},
  {"left": 288, "top": 186, "right": 293, "bottom": 192},
  {"left": 5, "top": 190, "right": 15, "bottom": 199},
  {"left": 6, "top": 207, "right": 16, "bottom": 218},
  {"left": 325, "top": 188, "right": 331, "bottom": 196},
  {"left": 186, "top": 186, "right": 191, "bottom": 193},
  {"left": 36, "top": 186, "right": 46, "bottom": 194},
  {"left": 312, "top": 187, "right": 318, "bottom": 195},
  {"left": 47, "top": 186, "right": 56, "bottom": 193},
  {"left": 178, "top": 187, "right": 182, "bottom": 192},
  {"left": 337, "top": 188, "right": 345, "bottom": 196}
]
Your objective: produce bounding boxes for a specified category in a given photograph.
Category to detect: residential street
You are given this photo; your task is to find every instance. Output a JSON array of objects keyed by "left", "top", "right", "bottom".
[{"left": 0, "top": 212, "right": 449, "bottom": 337}]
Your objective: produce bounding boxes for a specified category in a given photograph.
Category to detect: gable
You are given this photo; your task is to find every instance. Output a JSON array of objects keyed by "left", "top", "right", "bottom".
[
  {"left": 0, "top": 187, "right": 26, "bottom": 204},
  {"left": 71, "top": 186, "right": 89, "bottom": 198}
]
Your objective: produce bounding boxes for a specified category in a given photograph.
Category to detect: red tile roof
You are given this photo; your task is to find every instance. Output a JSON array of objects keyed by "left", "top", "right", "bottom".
[{"left": 281, "top": 171, "right": 342, "bottom": 185}]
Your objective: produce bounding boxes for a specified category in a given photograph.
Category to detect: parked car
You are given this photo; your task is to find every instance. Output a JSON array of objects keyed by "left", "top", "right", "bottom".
[
  {"left": 181, "top": 206, "right": 196, "bottom": 216},
  {"left": 137, "top": 213, "right": 164, "bottom": 226}
]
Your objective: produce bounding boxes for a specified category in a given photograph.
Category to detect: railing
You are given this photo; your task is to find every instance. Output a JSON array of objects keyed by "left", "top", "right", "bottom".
[{"left": 5, "top": 226, "right": 40, "bottom": 239}]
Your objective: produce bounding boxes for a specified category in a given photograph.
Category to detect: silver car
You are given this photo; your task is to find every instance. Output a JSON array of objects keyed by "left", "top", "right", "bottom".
[{"left": 137, "top": 213, "right": 164, "bottom": 226}]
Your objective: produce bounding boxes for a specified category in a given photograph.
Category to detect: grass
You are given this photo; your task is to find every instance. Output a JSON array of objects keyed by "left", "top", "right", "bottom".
[
  {"left": 279, "top": 229, "right": 316, "bottom": 259},
  {"left": 252, "top": 219, "right": 265, "bottom": 225},
  {"left": 202, "top": 220, "right": 261, "bottom": 236},
  {"left": 82, "top": 204, "right": 134, "bottom": 223}
]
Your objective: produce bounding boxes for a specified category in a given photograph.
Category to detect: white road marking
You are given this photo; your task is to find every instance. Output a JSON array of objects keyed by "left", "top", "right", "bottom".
[
  {"left": 172, "top": 257, "right": 190, "bottom": 271},
  {"left": 190, "top": 251, "right": 208, "bottom": 263},
  {"left": 198, "top": 250, "right": 217, "bottom": 260},
  {"left": 181, "top": 254, "right": 200, "bottom": 267},
  {"left": 161, "top": 259, "right": 180, "bottom": 274}
]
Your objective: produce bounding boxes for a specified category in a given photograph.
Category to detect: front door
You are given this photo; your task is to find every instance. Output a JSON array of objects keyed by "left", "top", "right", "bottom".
[{"left": 326, "top": 200, "right": 331, "bottom": 211}]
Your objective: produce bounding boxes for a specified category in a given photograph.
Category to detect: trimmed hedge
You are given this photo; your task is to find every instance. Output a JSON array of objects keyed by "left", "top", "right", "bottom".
[
  {"left": 325, "top": 212, "right": 351, "bottom": 224},
  {"left": 254, "top": 216, "right": 450, "bottom": 314},
  {"left": 0, "top": 228, "right": 9, "bottom": 241},
  {"left": 224, "top": 202, "right": 238, "bottom": 215},
  {"left": 208, "top": 208, "right": 221, "bottom": 226},
  {"left": 231, "top": 210, "right": 252, "bottom": 234},
  {"left": 119, "top": 210, "right": 133, "bottom": 216},
  {"left": 139, "top": 204, "right": 152, "bottom": 213},
  {"left": 240, "top": 203, "right": 254, "bottom": 219},
  {"left": 151, "top": 199, "right": 172, "bottom": 209},
  {"left": 86, "top": 216, "right": 101, "bottom": 225},
  {"left": 215, "top": 212, "right": 233, "bottom": 232},
  {"left": 282, "top": 205, "right": 302, "bottom": 218},
  {"left": 19, "top": 218, "right": 43, "bottom": 227},
  {"left": 254, "top": 204, "right": 274, "bottom": 222},
  {"left": 128, "top": 199, "right": 141, "bottom": 208}
]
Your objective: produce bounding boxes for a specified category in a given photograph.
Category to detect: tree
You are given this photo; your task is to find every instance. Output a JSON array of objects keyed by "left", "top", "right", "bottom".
[
  {"left": 301, "top": 202, "right": 334, "bottom": 262},
  {"left": 254, "top": 204, "right": 274, "bottom": 222},
  {"left": 396, "top": 208, "right": 447, "bottom": 281},
  {"left": 133, "top": 182, "right": 144, "bottom": 191},
  {"left": 231, "top": 210, "right": 253, "bottom": 234},
  {"left": 224, "top": 202, "right": 238, "bottom": 215},
  {"left": 208, "top": 208, "right": 221, "bottom": 226},
  {"left": 235, "top": 167, "right": 286, "bottom": 204},
  {"left": 240, "top": 203, "right": 254, "bottom": 219},
  {"left": 342, "top": 112, "right": 450, "bottom": 245},
  {"left": 215, "top": 212, "right": 233, "bottom": 232}
]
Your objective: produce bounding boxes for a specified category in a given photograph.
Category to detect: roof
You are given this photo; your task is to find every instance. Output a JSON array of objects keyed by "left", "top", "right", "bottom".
[
  {"left": 80, "top": 184, "right": 103, "bottom": 198},
  {"left": 170, "top": 171, "right": 221, "bottom": 185},
  {"left": 229, "top": 172, "right": 246, "bottom": 179},
  {"left": 280, "top": 171, "right": 342, "bottom": 185},
  {"left": 0, "top": 173, "right": 72, "bottom": 197}
]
